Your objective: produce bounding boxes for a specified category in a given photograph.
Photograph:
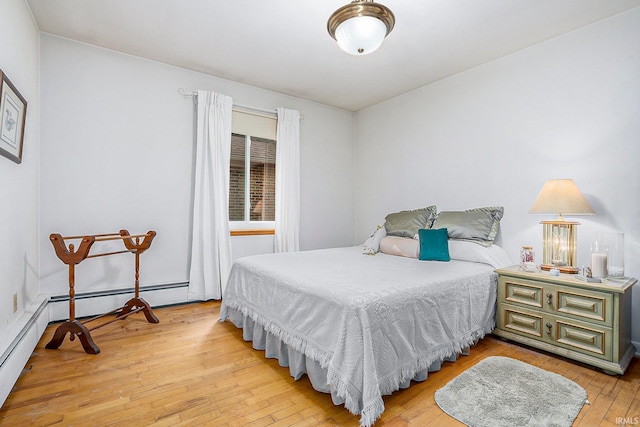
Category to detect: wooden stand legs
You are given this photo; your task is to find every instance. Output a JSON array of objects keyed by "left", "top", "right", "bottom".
[
  {"left": 45, "top": 297, "right": 158, "bottom": 354},
  {"left": 118, "top": 297, "right": 159, "bottom": 324},
  {"left": 46, "top": 320, "right": 101, "bottom": 354}
]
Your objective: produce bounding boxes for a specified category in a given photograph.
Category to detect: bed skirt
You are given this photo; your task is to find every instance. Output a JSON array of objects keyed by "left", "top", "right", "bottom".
[{"left": 225, "top": 306, "right": 470, "bottom": 408}]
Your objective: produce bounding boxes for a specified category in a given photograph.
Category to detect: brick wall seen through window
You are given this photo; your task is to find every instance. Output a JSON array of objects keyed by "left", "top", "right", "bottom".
[{"left": 229, "top": 133, "right": 276, "bottom": 222}]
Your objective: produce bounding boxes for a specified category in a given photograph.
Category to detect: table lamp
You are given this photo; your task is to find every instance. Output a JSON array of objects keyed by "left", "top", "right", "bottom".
[{"left": 528, "top": 179, "right": 594, "bottom": 273}]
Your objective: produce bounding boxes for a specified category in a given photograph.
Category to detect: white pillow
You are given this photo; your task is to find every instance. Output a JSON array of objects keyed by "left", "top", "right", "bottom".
[
  {"left": 447, "top": 240, "right": 512, "bottom": 268},
  {"left": 362, "top": 225, "right": 386, "bottom": 255},
  {"left": 379, "top": 236, "right": 419, "bottom": 259}
]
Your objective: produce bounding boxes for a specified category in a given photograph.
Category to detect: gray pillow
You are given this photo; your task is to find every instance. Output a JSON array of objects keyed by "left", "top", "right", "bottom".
[
  {"left": 433, "top": 206, "right": 503, "bottom": 246},
  {"left": 384, "top": 205, "right": 437, "bottom": 239}
]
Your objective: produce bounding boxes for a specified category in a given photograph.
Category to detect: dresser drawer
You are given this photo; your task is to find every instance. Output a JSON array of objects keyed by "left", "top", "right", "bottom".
[
  {"left": 504, "top": 281, "right": 543, "bottom": 308},
  {"left": 556, "top": 289, "right": 609, "bottom": 325},
  {"left": 555, "top": 320, "right": 609, "bottom": 359},
  {"left": 499, "top": 306, "right": 543, "bottom": 338}
]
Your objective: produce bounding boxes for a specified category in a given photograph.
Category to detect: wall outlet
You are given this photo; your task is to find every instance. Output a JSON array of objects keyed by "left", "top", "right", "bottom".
[{"left": 13, "top": 293, "right": 18, "bottom": 313}]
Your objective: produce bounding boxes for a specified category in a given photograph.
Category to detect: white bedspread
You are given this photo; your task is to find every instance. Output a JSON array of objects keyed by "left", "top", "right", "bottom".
[{"left": 220, "top": 246, "right": 499, "bottom": 426}]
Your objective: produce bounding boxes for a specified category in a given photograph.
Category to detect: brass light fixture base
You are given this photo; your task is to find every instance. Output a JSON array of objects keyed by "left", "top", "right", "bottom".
[{"left": 327, "top": 0, "right": 395, "bottom": 41}]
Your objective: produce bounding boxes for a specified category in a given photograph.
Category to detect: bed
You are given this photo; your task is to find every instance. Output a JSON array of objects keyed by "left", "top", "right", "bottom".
[
  {"left": 220, "top": 231, "right": 512, "bottom": 426},
  {"left": 220, "top": 205, "right": 511, "bottom": 425}
]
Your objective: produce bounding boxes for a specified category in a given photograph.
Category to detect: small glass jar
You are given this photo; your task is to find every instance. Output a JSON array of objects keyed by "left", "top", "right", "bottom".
[{"left": 520, "top": 246, "right": 535, "bottom": 271}]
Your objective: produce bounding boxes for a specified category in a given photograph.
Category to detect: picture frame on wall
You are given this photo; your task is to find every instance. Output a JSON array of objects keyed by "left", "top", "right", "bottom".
[{"left": 0, "top": 69, "right": 27, "bottom": 164}]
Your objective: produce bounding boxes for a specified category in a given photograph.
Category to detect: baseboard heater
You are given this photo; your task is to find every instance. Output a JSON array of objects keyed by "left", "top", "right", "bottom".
[
  {"left": 48, "top": 281, "right": 189, "bottom": 303},
  {"left": 0, "top": 298, "right": 48, "bottom": 370}
]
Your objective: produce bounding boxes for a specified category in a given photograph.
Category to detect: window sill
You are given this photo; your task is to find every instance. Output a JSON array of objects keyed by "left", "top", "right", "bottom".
[{"left": 230, "top": 229, "right": 275, "bottom": 236}]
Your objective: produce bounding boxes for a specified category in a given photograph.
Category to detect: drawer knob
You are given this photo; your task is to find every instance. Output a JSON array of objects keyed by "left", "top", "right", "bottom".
[
  {"left": 546, "top": 322, "right": 553, "bottom": 335},
  {"left": 546, "top": 293, "right": 553, "bottom": 306}
]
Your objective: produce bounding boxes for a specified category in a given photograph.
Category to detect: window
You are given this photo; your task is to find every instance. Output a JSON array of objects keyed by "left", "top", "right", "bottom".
[{"left": 229, "top": 110, "right": 277, "bottom": 231}]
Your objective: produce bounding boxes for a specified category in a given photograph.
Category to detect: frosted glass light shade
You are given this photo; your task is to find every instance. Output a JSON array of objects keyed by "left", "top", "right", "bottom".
[{"left": 335, "top": 16, "right": 387, "bottom": 55}]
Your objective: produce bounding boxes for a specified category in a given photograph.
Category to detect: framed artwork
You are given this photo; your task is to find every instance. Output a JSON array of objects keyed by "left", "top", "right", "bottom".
[{"left": 0, "top": 69, "right": 27, "bottom": 164}]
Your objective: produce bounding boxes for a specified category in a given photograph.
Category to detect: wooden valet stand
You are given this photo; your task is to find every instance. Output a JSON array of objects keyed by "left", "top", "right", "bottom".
[{"left": 46, "top": 230, "right": 158, "bottom": 354}]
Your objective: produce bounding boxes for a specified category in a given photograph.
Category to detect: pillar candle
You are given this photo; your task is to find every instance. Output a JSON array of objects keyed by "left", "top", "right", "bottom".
[{"left": 591, "top": 253, "right": 608, "bottom": 278}]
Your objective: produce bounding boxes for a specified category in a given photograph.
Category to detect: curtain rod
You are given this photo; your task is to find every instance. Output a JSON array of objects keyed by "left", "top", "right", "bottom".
[{"left": 178, "top": 88, "right": 277, "bottom": 117}]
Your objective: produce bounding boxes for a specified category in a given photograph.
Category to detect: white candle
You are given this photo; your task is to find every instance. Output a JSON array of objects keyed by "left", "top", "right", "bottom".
[{"left": 591, "top": 253, "right": 608, "bottom": 278}]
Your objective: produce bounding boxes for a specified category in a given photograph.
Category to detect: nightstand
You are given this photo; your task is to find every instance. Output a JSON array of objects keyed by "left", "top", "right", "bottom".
[{"left": 493, "top": 265, "right": 636, "bottom": 375}]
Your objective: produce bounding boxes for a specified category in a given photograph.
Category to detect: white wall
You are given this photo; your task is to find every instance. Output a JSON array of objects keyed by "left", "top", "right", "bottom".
[
  {"left": 0, "top": 0, "right": 40, "bottom": 326},
  {"left": 0, "top": 0, "right": 44, "bottom": 405},
  {"left": 354, "top": 8, "right": 640, "bottom": 343},
  {"left": 39, "top": 34, "right": 355, "bottom": 303}
]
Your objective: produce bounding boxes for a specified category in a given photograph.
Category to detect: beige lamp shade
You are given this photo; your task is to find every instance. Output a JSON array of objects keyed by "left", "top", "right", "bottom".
[{"left": 528, "top": 179, "right": 594, "bottom": 219}]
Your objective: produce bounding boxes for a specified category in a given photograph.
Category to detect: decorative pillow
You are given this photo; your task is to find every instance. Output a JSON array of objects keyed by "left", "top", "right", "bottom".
[
  {"left": 432, "top": 206, "right": 504, "bottom": 247},
  {"left": 467, "top": 206, "right": 503, "bottom": 243},
  {"left": 384, "top": 205, "right": 437, "bottom": 239},
  {"left": 418, "top": 228, "right": 450, "bottom": 261},
  {"left": 448, "top": 240, "right": 512, "bottom": 268},
  {"left": 379, "top": 236, "right": 419, "bottom": 258},
  {"left": 362, "top": 225, "right": 386, "bottom": 255}
]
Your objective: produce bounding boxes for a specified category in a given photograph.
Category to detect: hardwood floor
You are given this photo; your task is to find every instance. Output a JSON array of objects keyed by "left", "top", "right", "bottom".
[{"left": 1, "top": 301, "right": 638, "bottom": 426}]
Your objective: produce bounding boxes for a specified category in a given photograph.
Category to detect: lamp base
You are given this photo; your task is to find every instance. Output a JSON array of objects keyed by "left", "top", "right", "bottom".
[{"left": 540, "top": 264, "right": 579, "bottom": 274}]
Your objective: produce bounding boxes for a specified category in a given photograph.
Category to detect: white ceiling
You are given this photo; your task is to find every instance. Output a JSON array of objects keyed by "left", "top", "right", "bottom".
[{"left": 26, "top": 0, "right": 640, "bottom": 112}]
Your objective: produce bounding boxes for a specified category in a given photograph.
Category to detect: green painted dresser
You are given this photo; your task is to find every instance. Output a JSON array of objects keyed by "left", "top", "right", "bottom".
[{"left": 494, "top": 265, "right": 636, "bottom": 375}]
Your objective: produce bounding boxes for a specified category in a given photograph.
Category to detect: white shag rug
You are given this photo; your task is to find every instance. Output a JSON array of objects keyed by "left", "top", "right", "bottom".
[{"left": 435, "top": 356, "right": 589, "bottom": 427}]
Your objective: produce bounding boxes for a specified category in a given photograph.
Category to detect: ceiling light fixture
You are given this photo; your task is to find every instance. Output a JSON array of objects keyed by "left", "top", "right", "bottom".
[{"left": 327, "top": 0, "right": 395, "bottom": 56}]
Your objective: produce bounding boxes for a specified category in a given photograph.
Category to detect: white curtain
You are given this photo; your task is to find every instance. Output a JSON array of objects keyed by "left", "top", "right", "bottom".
[
  {"left": 274, "top": 107, "right": 301, "bottom": 253},
  {"left": 188, "top": 90, "right": 233, "bottom": 300}
]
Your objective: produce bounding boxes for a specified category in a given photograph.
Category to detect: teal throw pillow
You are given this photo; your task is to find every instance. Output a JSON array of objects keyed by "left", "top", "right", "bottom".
[{"left": 418, "top": 228, "right": 450, "bottom": 262}]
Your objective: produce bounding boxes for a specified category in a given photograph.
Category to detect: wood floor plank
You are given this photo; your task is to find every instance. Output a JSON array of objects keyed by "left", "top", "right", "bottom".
[
  {"left": 1, "top": 300, "right": 638, "bottom": 426},
  {"left": 578, "top": 387, "right": 616, "bottom": 426},
  {"left": 624, "top": 396, "right": 640, "bottom": 421}
]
